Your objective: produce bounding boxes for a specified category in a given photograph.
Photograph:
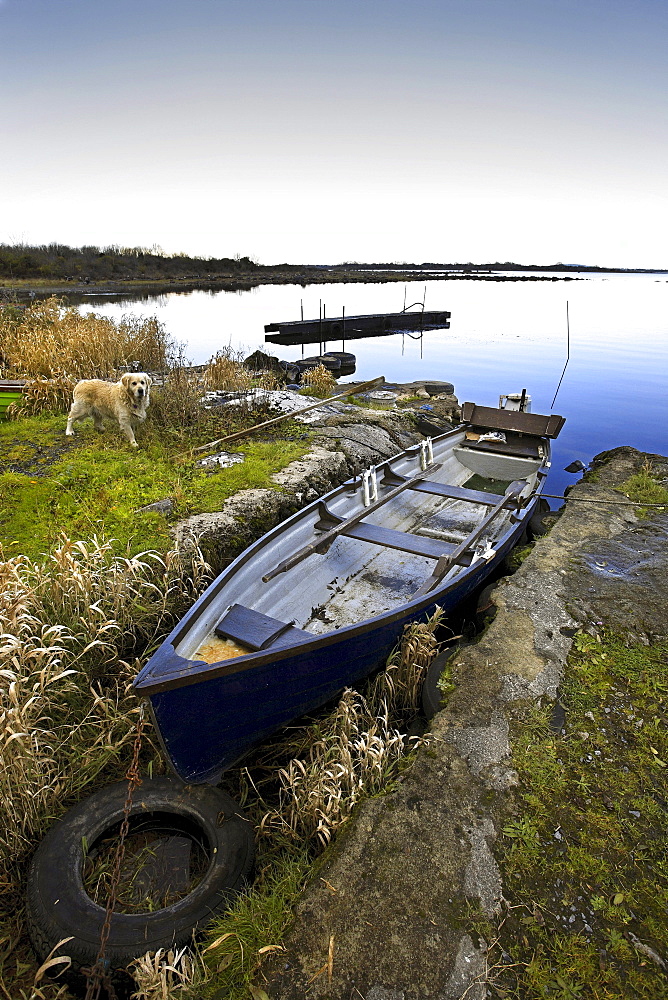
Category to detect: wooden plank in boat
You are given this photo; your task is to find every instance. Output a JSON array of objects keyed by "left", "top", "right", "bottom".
[
  {"left": 463, "top": 437, "right": 542, "bottom": 459},
  {"left": 215, "top": 604, "right": 310, "bottom": 651},
  {"left": 381, "top": 471, "right": 505, "bottom": 507},
  {"left": 340, "top": 521, "right": 457, "bottom": 560},
  {"left": 461, "top": 402, "right": 565, "bottom": 438}
]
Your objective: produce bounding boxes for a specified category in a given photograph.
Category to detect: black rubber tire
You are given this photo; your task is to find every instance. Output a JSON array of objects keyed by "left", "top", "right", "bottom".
[
  {"left": 475, "top": 583, "right": 498, "bottom": 625},
  {"left": 422, "top": 643, "right": 471, "bottom": 720},
  {"left": 26, "top": 777, "right": 254, "bottom": 973},
  {"left": 323, "top": 351, "right": 356, "bottom": 366},
  {"left": 423, "top": 381, "right": 455, "bottom": 397},
  {"left": 300, "top": 356, "right": 341, "bottom": 371},
  {"left": 528, "top": 498, "right": 551, "bottom": 538}
]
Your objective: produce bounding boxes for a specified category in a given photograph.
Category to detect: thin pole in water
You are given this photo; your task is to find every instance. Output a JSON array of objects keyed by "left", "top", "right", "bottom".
[
  {"left": 420, "top": 285, "right": 426, "bottom": 358},
  {"left": 301, "top": 298, "right": 305, "bottom": 357},
  {"left": 551, "top": 300, "right": 570, "bottom": 410},
  {"left": 322, "top": 303, "right": 325, "bottom": 354}
]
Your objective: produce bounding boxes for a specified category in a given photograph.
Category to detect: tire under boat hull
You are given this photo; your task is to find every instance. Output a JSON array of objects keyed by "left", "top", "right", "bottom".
[{"left": 147, "top": 525, "right": 524, "bottom": 784}]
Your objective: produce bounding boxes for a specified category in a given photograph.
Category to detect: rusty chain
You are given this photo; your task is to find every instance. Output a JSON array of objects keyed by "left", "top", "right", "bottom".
[{"left": 83, "top": 704, "right": 145, "bottom": 1000}]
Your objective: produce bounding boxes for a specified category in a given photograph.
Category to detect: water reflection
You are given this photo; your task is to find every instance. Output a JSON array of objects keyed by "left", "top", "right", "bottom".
[{"left": 73, "top": 275, "right": 668, "bottom": 505}]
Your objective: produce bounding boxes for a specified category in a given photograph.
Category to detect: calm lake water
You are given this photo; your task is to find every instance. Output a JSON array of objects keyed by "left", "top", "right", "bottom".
[{"left": 80, "top": 274, "right": 668, "bottom": 504}]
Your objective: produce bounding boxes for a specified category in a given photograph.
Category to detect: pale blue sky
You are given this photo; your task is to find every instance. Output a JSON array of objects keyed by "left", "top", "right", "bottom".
[{"left": 2, "top": 0, "right": 666, "bottom": 266}]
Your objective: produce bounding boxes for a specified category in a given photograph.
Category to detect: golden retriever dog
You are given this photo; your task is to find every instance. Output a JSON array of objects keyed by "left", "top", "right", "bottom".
[{"left": 65, "top": 372, "right": 152, "bottom": 448}]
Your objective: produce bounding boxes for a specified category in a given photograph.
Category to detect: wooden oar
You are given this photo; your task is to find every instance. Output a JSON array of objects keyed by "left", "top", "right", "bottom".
[
  {"left": 412, "top": 479, "right": 527, "bottom": 598},
  {"left": 179, "top": 376, "right": 384, "bottom": 459}
]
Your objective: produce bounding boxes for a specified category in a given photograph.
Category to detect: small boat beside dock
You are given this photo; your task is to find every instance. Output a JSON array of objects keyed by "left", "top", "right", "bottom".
[{"left": 134, "top": 396, "right": 564, "bottom": 784}]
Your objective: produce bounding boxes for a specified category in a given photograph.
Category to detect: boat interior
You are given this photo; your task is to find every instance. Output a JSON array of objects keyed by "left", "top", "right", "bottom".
[{"left": 176, "top": 405, "right": 562, "bottom": 667}]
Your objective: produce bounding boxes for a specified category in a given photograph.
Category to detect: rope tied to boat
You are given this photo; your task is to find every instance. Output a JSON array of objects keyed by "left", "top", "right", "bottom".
[
  {"left": 83, "top": 704, "right": 145, "bottom": 1000},
  {"left": 541, "top": 493, "right": 668, "bottom": 508}
]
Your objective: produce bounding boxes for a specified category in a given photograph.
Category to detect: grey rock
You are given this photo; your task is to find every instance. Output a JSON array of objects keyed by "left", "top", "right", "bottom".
[
  {"left": 196, "top": 451, "right": 245, "bottom": 469},
  {"left": 137, "top": 497, "right": 175, "bottom": 515}
]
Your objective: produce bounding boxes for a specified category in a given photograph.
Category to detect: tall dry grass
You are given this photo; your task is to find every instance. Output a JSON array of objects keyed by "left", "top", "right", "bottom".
[
  {"left": 204, "top": 351, "right": 254, "bottom": 392},
  {"left": 1, "top": 527, "right": 442, "bottom": 999},
  {"left": 0, "top": 537, "right": 211, "bottom": 893},
  {"left": 300, "top": 363, "right": 337, "bottom": 397},
  {"left": 258, "top": 610, "right": 443, "bottom": 849},
  {"left": 9, "top": 374, "right": 76, "bottom": 417},
  {"left": 0, "top": 297, "right": 175, "bottom": 379},
  {"left": 129, "top": 947, "right": 209, "bottom": 1000}
]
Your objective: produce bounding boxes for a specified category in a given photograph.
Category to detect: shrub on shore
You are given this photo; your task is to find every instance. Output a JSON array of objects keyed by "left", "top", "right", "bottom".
[
  {"left": 299, "top": 363, "right": 337, "bottom": 398},
  {"left": 0, "top": 296, "right": 174, "bottom": 380}
]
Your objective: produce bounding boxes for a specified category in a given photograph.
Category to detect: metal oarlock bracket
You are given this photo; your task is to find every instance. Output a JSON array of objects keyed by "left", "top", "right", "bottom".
[{"left": 362, "top": 465, "right": 378, "bottom": 506}]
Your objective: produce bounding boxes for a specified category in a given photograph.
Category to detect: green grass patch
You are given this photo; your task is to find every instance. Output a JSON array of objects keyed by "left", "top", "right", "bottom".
[
  {"left": 620, "top": 462, "right": 668, "bottom": 518},
  {"left": 199, "top": 847, "right": 312, "bottom": 999},
  {"left": 488, "top": 630, "right": 668, "bottom": 998},
  {"left": 0, "top": 413, "right": 311, "bottom": 559}
]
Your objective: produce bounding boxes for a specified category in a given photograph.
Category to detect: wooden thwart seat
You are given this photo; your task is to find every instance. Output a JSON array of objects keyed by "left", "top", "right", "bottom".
[
  {"left": 262, "top": 461, "right": 528, "bottom": 585},
  {"left": 215, "top": 604, "right": 310, "bottom": 651},
  {"left": 338, "top": 521, "right": 472, "bottom": 566},
  {"left": 462, "top": 434, "right": 543, "bottom": 460},
  {"left": 381, "top": 470, "right": 512, "bottom": 507}
]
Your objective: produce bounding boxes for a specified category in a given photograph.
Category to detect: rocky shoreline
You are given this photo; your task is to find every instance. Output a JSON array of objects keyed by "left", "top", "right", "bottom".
[
  {"left": 252, "top": 445, "right": 667, "bottom": 1000},
  {"left": 174, "top": 392, "right": 433, "bottom": 567},
  {"left": 0, "top": 270, "right": 586, "bottom": 302}
]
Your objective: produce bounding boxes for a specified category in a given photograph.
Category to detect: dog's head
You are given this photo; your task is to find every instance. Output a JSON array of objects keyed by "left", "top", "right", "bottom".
[{"left": 121, "top": 372, "right": 152, "bottom": 404}]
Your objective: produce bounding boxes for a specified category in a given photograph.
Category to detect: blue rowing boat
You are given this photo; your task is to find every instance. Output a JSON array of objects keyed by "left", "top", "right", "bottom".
[{"left": 134, "top": 399, "right": 564, "bottom": 783}]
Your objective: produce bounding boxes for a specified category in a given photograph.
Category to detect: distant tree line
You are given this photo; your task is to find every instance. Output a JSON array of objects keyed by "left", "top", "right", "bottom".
[
  {"left": 2, "top": 246, "right": 661, "bottom": 282},
  {"left": 0, "top": 243, "right": 261, "bottom": 281},
  {"left": 341, "top": 260, "right": 661, "bottom": 273}
]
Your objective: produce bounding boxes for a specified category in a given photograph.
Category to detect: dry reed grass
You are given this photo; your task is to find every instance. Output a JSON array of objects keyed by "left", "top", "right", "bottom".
[
  {"left": 129, "top": 946, "right": 208, "bottom": 1000},
  {"left": 255, "top": 370, "right": 283, "bottom": 392},
  {"left": 300, "top": 364, "right": 337, "bottom": 397},
  {"left": 204, "top": 351, "right": 254, "bottom": 392},
  {"left": 2, "top": 528, "right": 442, "bottom": 998},
  {"left": 9, "top": 375, "right": 76, "bottom": 418},
  {"left": 142, "top": 362, "right": 209, "bottom": 435},
  {"left": 0, "top": 297, "right": 174, "bottom": 380},
  {"left": 258, "top": 610, "right": 443, "bottom": 849},
  {"left": 0, "top": 536, "right": 211, "bottom": 896}
]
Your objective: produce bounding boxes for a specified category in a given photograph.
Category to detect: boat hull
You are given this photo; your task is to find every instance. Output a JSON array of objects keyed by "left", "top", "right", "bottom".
[
  {"left": 142, "top": 528, "right": 522, "bottom": 784},
  {"left": 135, "top": 404, "right": 564, "bottom": 784}
]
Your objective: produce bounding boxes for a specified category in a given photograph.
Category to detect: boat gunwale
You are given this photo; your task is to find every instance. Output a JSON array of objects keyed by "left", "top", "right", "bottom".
[{"left": 134, "top": 422, "right": 550, "bottom": 697}]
